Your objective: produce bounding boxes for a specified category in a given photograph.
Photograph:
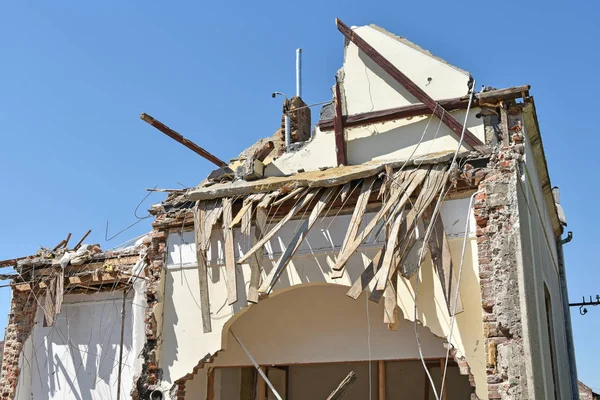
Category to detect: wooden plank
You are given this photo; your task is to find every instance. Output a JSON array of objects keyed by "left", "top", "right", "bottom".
[
  {"left": 230, "top": 199, "right": 253, "bottom": 229},
  {"left": 332, "top": 167, "right": 428, "bottom": 272},
  {"left": 346, "top": 247, "right": 385, "bottom": 300},
  {"left": 43, "top": 273, "right": 57, "bottom": 327},
  {"left": 222, "top": 198, "right": 237, "bottom": 305},
  {"left": 375, "top": 211, "right": 405, "bottom": 292},
  {"left": 260, "top": 188, "right": 336, "bottom": 294},
  {"left": 440, "top": 359, "right": 448, "bottom": 400},
  {"left": 257, "top": 367, "right": 266, "bottom": 400},
  {"left": 247, "top": 207, "right": 267, "bottom": 304},
  {"left": 140, "top": 113, "right": 227, "bottom": 167},
  {"left": 238, "top": 190, "right": 319, "bottom": 264},
  {"left": 339, "top": 182, "right": 352, "bottom": 203},
  {"left": 422, "top": 204, "right": 464, "bottom": 315},
  {"left": 326, "top": 371, "right": 357, "bottom": 400},
  {"left": 318, "top": 85, "right": 529, "bottom": 131},
  {"left": 423, "top": 367, "right": 430, "bottom": 400},
  {"left": 257, "top": 191, "right": 279, "bottom": 209},
  {"left": 319, "top": 97, "right": 471, "bottom": 131},
  {"left": 271, "top": 187, "right": 305, "bottom": 206},
  {"left": 207, "top": 368, "right": 215, "bottom": 400},
  {"left": 195, "top": 201, "right": 212, "bottom": 333},
  {"left": 240, "top": 367, "right": 257, "bottom": 400},
  {"left": 335, "top": 19, "right": 483, "bottom": 149},
  {"left": 383, "top": 270, "right": 399, "bottom": 329},
  {"left": 478, "top": 84, "right": 530, "bottom": 105},
  {"left": 55, "top": 267, "right": 64, "bottom": 316},
  {"left": 378, "top": 361, "right": 386, "bottom": 400},
  {"left": 73, "top": 229, "right": 91, "bottom": 250},
  {"left": 202, "top": 200, "right": 223, "bottom": 250},
  {"left": 333, "top": 78, "right": 348, "bottom": 166},
  {"left": 241, "top": 198, "right": 253, "bottom": 236},
  {"left": 331, "top": 177, "right": 376, "bottom": 279},
  {"left": 371, "top": 165, "right": 448, "bottom": 299}
]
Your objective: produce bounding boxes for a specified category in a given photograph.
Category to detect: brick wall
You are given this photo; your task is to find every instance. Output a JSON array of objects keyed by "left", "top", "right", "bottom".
[
  {"left": 132, "top": 228, "right": 168, "bottom": 399},
  {"left": 474, "top": 124, "right": 529, "bottom": 399},
  {"left": 0, "top": 289, "right": 37, "bottom": 399}
]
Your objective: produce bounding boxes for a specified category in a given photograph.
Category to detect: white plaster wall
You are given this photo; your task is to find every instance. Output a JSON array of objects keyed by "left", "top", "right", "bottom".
[
  {"left": 518, "top": 146, "right": 571, "bottom": 400},
  {"left": 161, "top": 196, "right": 484, "bottom": 396},
  {"left": 15, "top": 329, "right": 33, "bottom": 400},
  {"left": 26, "top": 290, "right": 145, "bottom": 400},
  {"left": 264, "top": 25, "right": 484, "bottom": 177},
  {"left": 342, "top": 26, "right": 470, "bottom": 115},
  {"left": 345, "top": 109, "right": 484, "bottom": 165},
  {"left": 214, "top": 285, "right": 447, "bottom": 367}
]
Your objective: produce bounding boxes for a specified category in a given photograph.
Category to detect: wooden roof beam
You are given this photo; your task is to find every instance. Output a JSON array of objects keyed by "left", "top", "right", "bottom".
[
  {"left": 335, "top": 19, "right": 483, "bottom": 149},
  {"left": 141, "top": 113, "right": 227, "bottom": 167}
]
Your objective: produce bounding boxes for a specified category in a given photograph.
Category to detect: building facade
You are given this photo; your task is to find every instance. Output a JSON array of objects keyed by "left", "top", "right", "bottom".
[{"left": 0, "top": 21, "right": 577, "bottom": 400}]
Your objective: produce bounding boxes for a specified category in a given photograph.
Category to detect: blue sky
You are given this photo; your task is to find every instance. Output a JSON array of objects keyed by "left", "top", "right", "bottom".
[{"left": 1, "top": 0, "right": 598, "bottom": 392}]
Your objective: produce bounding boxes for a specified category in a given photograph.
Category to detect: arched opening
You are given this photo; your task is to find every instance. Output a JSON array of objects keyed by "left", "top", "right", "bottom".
[{"left": 183, "top": 284, "right": 472, "bottom": 399}]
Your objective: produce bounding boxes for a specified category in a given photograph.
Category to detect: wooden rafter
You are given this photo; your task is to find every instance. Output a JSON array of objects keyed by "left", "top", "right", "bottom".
[
  {"left": 333, "top": 78, "right": 348, "bottom": 166},
  {"left": 331, "top": 177, "right": 376, "bottom": 279},
  {"left": 237, "top": 190, "right": 319, "bottom": 265},
  {"left": 222, "top": 198, "right": 237, "bottom": 305},
  {"left": 331, "top": 167, "right": 427, "bottom": 273},
  {"left": 318, "top": 85, "right": 531, "bottom": 132},
  {"left": 422, "top": 204, "right": 464, "bottom": 315},
  {"left": 335, "top": 19, "right": 483, "bottom": 149},
  {"left": 195, "top": 201, "right": 212, "bottom": 333},
  {"left": 260, "top": 187, "right": 337, "bottom": 295}
]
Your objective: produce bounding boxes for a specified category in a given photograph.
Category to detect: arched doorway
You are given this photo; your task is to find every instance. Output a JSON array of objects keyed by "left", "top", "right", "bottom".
[{"left": 183, "top": 284, "right": 472, "bottom": 399}]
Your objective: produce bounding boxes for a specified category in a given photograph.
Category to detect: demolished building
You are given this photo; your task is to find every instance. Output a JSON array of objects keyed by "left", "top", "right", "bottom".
[{"left": 0, "top": 20, "right": 578, "bottom": 400}]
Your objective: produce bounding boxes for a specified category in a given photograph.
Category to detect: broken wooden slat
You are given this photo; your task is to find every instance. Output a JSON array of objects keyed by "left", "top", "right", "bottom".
[
  {"left": 202, "top": 200, "right": 224, "bottom": 250},
  {"left": 237, "top": 190, "right": 319, "bottom": 264},
  {"left": 370, "top": 165, "right": 448, "bottom": 299},
  {"left": 374, "top": 211, "right": 405, "bottom": 292},
  {"left": 331, "top": 177, "right": 376, "bottom": 279},
  {"left": 326, "top": 371, "right": 357, "bottom": 400},
  {"left": 195, "top": 201, "right": 212, "bottom": 333},
  {"left": 260, "top": 187, "right": 336, "bottom": 295},
  {"left": 222, "top": 198, "right": 237, "bottom": 305},
  {"left": 55, "top": 268, "right": 64, "bottom": 316},
  {"left": 335, "top": 19, "right": 483, "bottom": 149},
  {"left": 346, "top": 247, "right": 385, "bottom": 300},
  {"left": 247, "top": 206, "right": 267, "bottom": 303},
  {"left": 231, "top": 199, "right": 254, "bottom": 229},
  {"left": 422, "top": 204, "right": 464, "bottom": 315},
  {"left": 257, "top": 191, "right": 279, "bottom": 209},
  {"left": 333, "top": 78, "right": 348, "bottom": 166},
  {"left": 272, "top": 187, "right": 305, "bottom": 206},
  {"left": 73, "top": 229, "right": 92, "bottom": 251},
  {"left": 383, "top": 269, "right": 399, "bottom": 329},
  {"left": 339, "top": 181, "right": 352, "bottom": 203},
  {"left": 332, "top": 167, "right": 428, "bottom": 272},
  {"left": 396, "top": 165, "right": 449, "bottom": 278},
  {"left": 43, "top": 273, "right": 57, "bottom": 327},
  {"left": 63, "top": 233, "right": 72, "bottom": 249}
]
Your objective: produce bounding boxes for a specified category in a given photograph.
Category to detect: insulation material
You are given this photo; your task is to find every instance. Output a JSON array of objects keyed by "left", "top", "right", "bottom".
[{"left": 28, "top": 290, "right": 144, "bottom": 400}]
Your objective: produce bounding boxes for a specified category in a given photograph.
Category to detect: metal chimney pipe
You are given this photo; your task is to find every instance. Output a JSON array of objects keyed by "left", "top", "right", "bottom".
[{"left": 296, "top": 48, "right": 302, "bottom": 98}]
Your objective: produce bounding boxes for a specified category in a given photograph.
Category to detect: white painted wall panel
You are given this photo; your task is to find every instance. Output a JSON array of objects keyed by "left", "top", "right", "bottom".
[{"left": 28, "top": 290, "right": 144, "bottom": 400}]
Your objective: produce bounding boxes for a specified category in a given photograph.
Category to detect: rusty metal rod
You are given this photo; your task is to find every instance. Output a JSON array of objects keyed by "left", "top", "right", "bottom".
[{"left": 140, "top": 113, "right": 227, "bottom": 167}]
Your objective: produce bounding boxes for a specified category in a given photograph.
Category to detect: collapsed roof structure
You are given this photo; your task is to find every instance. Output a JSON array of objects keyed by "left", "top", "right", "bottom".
[{"left": 0, "top": 19, "right": 578, "bottom": 400}]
